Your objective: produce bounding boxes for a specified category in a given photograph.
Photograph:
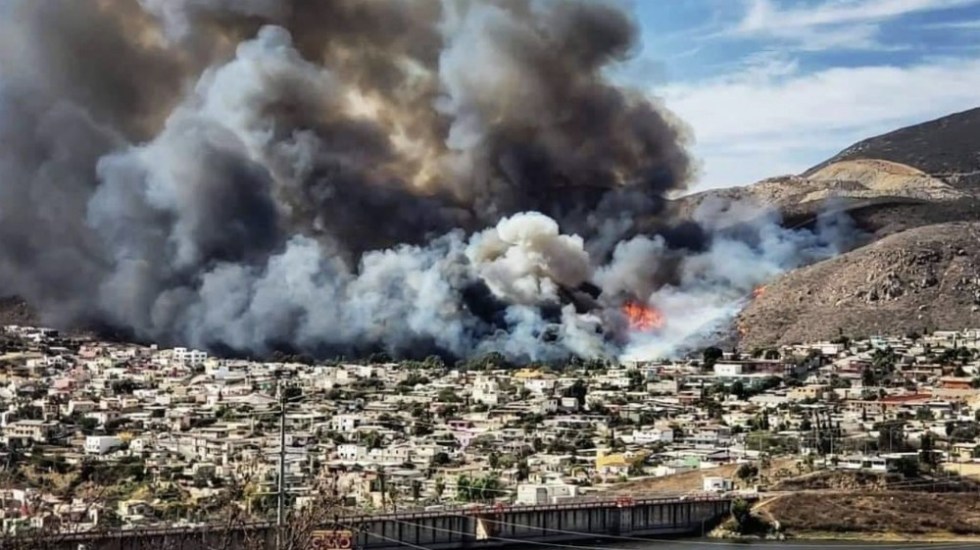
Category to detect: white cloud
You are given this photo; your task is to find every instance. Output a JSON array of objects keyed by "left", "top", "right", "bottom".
[
  {"left": 741, "top": 0, "right": 978, "bottom": 31},
  {"left": 734, "top": 0, "right": 980, "bottom": 50},
  {"left": 923, "top": 18, "right": 980, "bottom": 28},
  {"left": 661, "top": 55, "right": 980, "bottom": 191}
]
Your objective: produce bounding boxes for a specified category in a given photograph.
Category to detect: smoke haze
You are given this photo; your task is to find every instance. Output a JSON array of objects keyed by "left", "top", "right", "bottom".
[{"left": 0, "top": 0, "right": 855, "bottom": 362}]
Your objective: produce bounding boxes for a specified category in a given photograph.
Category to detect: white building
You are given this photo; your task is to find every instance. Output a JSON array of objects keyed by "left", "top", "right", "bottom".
[
  {"left": 515, "top": 483, "right": 580, "bottom": 505},
  {"left": 631, "top": 427, "right": 674, "bottom": 445},
  {"left": 522, "top": 377, "right": 556, "bottom": 395},
  {"left": 4, "top": 420, "right": 57, "bottom": 443},
  {"left": 703, "top": 477, "right": 734, "bottom": 493},
  {"left": 713, "top": 363, "right": 744, "bottom": 376},
  {"left": 331, "top": 414, "right": 360, "bottom": 434},
  {"left": 172, "top": 347, "right": 208, "bottom": 366},
  {"left": 472, "top": 375, "right": 501, "bottom": 406},
  {"left": 84, "top": 435, "right": 123, "bottom": 455}
]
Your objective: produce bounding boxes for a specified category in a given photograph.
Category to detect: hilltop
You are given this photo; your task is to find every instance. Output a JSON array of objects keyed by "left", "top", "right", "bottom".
[
  {"left": 728, "top": 107, "right": 980, "bottom": 349},
  {"left": 806, "top": 107, "right": 980, "bottom": 190}
]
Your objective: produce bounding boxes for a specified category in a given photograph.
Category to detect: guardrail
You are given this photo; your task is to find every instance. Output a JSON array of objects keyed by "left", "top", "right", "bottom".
[{"left": 52, "top": 492, "right": 747, "bottom": 543}]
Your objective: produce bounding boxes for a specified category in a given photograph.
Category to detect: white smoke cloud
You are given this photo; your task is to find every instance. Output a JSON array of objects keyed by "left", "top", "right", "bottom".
[
  {"left": 617, "top": 198, "right": 858, "bottom": 361},
  {"left": 468, "top": 212, "right": 591, "bottom": 305},
  {"left": 0, "top": 0, "right": 860, "bottom": 364}
]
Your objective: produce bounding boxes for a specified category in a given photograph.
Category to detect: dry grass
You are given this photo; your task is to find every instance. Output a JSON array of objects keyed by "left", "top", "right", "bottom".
[
  {"left": 609, "top": 464, "right": 741, "bottom": 494},
  {"left": 762, "top": 491, "right": 980, "bottom": 536}
]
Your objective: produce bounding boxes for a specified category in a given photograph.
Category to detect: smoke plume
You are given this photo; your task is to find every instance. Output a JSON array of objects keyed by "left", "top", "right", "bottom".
[{"left": 0, "top": 0, "right": 855, "bottom": 362}]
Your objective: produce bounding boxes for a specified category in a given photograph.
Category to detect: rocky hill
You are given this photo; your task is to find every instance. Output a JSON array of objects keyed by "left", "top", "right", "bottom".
[
  {"left": 0, "top": 296, "right": 38, "bottom": 327},
  {"left": 806, "top": 107, "right": 980, "bottom": 190},
  {"left": 723, "top": 106, "right": 980, "bottom": 349},
  {"left": 738, "top": 221, "right": 980, "bottom": 348}
]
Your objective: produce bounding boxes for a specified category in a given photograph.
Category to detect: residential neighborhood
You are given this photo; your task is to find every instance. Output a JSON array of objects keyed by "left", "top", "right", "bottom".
[{"left": 2, "top": 324, "right": 980, "bottom": 535}]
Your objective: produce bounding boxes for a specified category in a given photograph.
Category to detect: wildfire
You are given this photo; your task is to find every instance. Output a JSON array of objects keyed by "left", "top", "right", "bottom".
[
  {"left": 752, "top": 286, "right": 767, "bottom": 299},
  {"left": 623, "top": 301, "right": 665, "bottom": 332}
]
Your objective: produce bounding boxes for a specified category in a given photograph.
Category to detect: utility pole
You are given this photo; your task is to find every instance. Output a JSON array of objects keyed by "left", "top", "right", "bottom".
[{"left": 276, "top": 378, "right": 287, "bottom": 550}]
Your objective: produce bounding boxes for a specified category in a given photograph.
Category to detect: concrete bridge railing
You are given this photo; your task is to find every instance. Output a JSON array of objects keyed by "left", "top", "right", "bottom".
[{"left": 43, "top": 493, "right": 750, "bottom": 550}]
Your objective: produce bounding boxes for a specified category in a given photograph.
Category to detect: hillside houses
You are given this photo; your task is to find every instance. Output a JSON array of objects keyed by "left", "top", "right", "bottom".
[{"left": 0, "top": 325, "right": 979, "bottom": 532}]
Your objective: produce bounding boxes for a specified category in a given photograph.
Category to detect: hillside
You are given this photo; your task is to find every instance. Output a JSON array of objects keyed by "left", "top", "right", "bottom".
[
  {"left": 715, "top": 107, "right": 980, "bottom": 349},
  {"left": 738, "top": 221, "right": 980, "bottom": 348},
  {"left": 761, "top": 491, "right": 980, "bottom": 539},
  {"left": 806, "top": 107, "right": 980, "bottom": 190},
  {"left": 0, "top": 296, "right": 38, "bottom": 327}
]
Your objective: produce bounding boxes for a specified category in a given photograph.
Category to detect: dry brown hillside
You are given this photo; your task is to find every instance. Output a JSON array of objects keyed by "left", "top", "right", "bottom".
[{"left": 737, "top": 221, "right": 980, "bottom": 348}]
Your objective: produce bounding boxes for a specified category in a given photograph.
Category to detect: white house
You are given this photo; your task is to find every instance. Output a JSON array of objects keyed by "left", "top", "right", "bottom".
[
  {"left": 515, "top": 483, "right": 580, "bottom": 505},
  {"left": 631, "top": 427, "right": 674, "bottom": 445},
  {"left": 331, "top": 414, "right": 360, "bottom": 434},
  {"left": 84, "top": 435, "right": 123, "bottom": 455},
  {"left": 472, "top": 375, "right": 501, "bottom": 406},
  {"left": 522, "top": 377, "right": 556, "bottom": 395},
  {"left": 172, "top": 347, "right": 208, "bottom": 366},
  {"left": 713, "top": 363, "right": 744, "bottom": 376},
  {"left": 703, "top": 477, "right": 734, "bottom": 493}
]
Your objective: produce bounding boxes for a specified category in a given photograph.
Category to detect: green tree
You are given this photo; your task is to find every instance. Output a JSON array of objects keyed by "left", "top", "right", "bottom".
[
  {"left": 731, "top": 380, "right": 747, "bottom": 400},
  {"left": 78, "top": 416, "right": 99, "bottom": 435},
  {"left": 437, "top": 387, "right": 462, "bottom": 403},
  {"left": 730, "top": 498, "right": 753, "bottom": 533},
  {"left": 702, "top": 346, "right": 723, "bottom": 369},
  {"left": 736, "top": 463, "right": 759, "bottom": 482},
  {"left": 876, "top": 420, "right": 906, "bottom": 453},
  {"left": 562, "top": 379, "right": 588, "bottom": 409},
  {"left": 919, "top": 433, "right": 940, "bottom": 468},
  {"left": 516, "top": 459, "right": 530, "bottom": 481}
]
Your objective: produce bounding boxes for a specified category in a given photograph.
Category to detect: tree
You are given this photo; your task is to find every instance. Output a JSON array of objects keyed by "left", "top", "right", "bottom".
[
  {"left": 430, "top": 451, "right": 451, "bottom": 468},
  {"left": 894, "top": 456, "right": 920, "bottom": 478},
  {"left": 862, "top": 367, "right": 877, "bottom": 387},
  {"left": 736, "top": 463, "right": 759, "bottom": 482},
  {"left": 359, "top": 430, "right": 384, "bottom": 450},
  {"left": 488, "top": 451, "right": 500, "bottom": 470},
  {"left": 731, "top": 380, "right": 747, "bottom": 400},
  {"left": 437, "top": 387, "right": 462, "bottom": 403},
  {"left": 434, "top": 478, "right": 445, "bottom": 501},
  {"left": 78, "top": 417, "right": 99, "bottom": 435},
  {"left": 516, "top": 459, "right": 530, "bottom": 481},
  {"left": 627, "top": 369, "right": 645, "bottom": 391},
  {"left": 730, "top": 498, "right": 753, "bottom": 533},
  {"left": 915, "top": 407, "right": 934, "bottom": 421},
  {"left": 876, "top": 421, "right": 906, "bottom": 453},
  {"left": 702, "top": 347, "right": 723, "bottom": 369},
  {"left": 919, "top": 433, "right": 940, "bottom": 468},
  {"left": 562, "top": 379, "right": 588, "bottom": 409}
]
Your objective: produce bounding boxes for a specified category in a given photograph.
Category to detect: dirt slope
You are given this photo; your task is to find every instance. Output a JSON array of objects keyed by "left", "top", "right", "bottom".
[
  {"left": 737, "top": 222, "right": 980, "bottom": 348},
  {"left": 762, "top": 491, "right": 980, "bottom": 537},
  {"left": 806, "top": 106, "right": 980, "bottom": 190}
]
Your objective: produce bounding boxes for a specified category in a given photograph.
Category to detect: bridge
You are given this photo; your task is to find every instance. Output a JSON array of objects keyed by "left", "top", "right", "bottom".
[{"left": 49, "top": 493, "right": 749, "bottom": 550}]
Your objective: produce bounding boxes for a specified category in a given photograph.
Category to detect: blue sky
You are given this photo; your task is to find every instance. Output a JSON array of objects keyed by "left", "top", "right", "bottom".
[{"left": 618, "top": 0, "right": 980, "bottom": 191}]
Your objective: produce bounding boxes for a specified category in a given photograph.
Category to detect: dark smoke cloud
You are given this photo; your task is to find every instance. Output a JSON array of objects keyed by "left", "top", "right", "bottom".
[{"left": 0, "top": 0, "right": 851, "bottom": 362}]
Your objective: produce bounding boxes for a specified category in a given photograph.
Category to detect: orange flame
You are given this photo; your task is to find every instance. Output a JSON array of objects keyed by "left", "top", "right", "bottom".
[
  {"left": 623, "top": 301, "right": 665, "bottom": 332},
  {"left": 752, "top": 286, "right": 767, "bottom": 299}
]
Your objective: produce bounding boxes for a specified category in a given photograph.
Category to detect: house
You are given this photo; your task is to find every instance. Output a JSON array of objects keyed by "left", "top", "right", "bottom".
[
  {"left": 172, "top": 347, "right": 208, "bottom": 366},
  {"left": 789, "top": 384, "right": 830, "bottom": 401},
  {"left": 702, "top": 477, "right": 734, "bottom": 493},
  {"left": 630, "top": 427, "right": 673, "bottom": 445},
  {"left": 4, "top": 420, "right": 57, "bottom": 444},
  {"left": 84, "top": 435, "right": 123, "bottom": 455},
  {"left": 515, "top": 483, "right": 579, "bottom": 505},
  {"left": 595, "top": 449, "right": 648, "bottom": 477}
]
